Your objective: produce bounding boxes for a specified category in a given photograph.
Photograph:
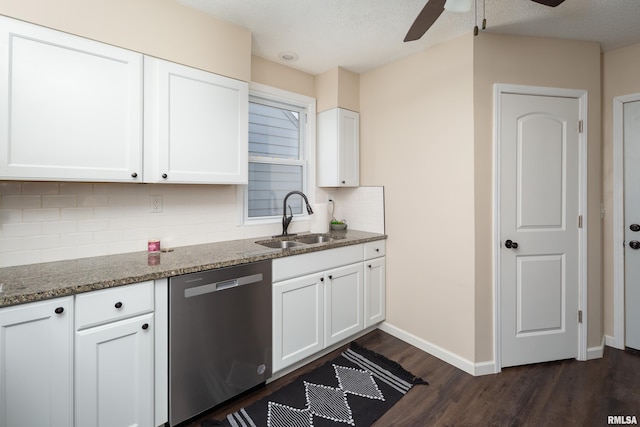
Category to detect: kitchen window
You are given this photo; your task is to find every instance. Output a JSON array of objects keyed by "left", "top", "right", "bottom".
[{"left": 244, "top": 84, "right": 316, "bottom": 223}]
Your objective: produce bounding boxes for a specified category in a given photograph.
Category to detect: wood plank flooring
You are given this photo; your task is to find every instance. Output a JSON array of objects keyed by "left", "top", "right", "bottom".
[{"left": 187, "top": 329, "right": 640, "bottom": 427}]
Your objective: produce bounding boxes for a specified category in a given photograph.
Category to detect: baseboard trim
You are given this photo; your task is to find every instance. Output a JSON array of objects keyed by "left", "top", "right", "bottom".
[
  {"left": 378, "top": 322, "right": 497, "bottom": 376},
  {"left": 587, "top": 336, "right": 605, "bottom": 360}
]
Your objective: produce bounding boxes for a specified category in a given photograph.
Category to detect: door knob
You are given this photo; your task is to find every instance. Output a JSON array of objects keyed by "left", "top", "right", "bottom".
[
  {"left": 631, "top": 224, "right": 640, "bottom": 232},
  {"left": 505, "top": 239, "right": 518, "bottom": 249},
  {"left": 630, "top": 240, "right": 640, "bottom": 250}
]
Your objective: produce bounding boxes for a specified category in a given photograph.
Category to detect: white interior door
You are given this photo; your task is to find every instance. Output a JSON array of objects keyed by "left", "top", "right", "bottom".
[
  {"left": 499, "top": 92, "right": 581, "bottom": 367},
  {"left": 624, "top": 100, "right": 640, "bottom": 351}
]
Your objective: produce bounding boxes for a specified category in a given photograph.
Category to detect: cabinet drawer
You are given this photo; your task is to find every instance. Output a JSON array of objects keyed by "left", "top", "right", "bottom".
[
  {"left": 364, "top": 240, "right": 386, "bottom": 260},
  {"left": 75, "top": 281, "right": 154, "bottom": 330}
]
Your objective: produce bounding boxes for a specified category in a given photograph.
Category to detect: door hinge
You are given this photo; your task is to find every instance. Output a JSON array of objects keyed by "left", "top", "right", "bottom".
[
  {"left": 578, "top": 120, "right": 583, "bottom": 133},
  {"left": 578, "top": 215, "right": 583, "bottom": 228},
  {"left": 578, "top": 310, "right": 583, "bottom": 323}
]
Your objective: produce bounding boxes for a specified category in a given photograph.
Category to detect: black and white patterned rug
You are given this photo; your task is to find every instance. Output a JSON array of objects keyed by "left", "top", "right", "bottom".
[{"left": 217, "top": 342, "right": 427, "bottom": 427}]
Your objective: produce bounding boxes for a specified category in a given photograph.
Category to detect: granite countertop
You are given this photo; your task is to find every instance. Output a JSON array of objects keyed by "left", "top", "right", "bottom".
[{"left": 0, "top": 230, "right": 386, "bottom": 308}]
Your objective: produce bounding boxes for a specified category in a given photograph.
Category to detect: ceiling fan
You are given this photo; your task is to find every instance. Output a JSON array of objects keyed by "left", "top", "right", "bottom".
[{"left": 404, "top": 0, "right": 566, "bottom": 42}]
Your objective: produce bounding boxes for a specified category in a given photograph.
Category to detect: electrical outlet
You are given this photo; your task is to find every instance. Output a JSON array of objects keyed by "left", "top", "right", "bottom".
[{"left": 150, "top": 195, "right": 163, "bottom": 213}]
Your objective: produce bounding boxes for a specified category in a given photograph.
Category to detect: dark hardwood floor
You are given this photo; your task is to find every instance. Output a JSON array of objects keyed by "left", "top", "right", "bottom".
[{"left": 187, "top": 329, "right": 640, "bottom": 427}]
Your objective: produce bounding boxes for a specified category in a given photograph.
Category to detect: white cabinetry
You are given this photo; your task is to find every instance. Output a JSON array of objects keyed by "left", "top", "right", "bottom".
[
  {"left": 273, "top": 244, "right": 373, "bottom": 373},
  {"left": 272, "top": 274, "right": 324, "bottom": 373},
  {"left": 364, "top": 241, "right": 386, "bottom": 328},
  {"left": 144, "top": 57, "right": 248, "bottom": 184},
  {"left": 0, "top": 297, "right": 73, "bottom": 427},
  {"left": 75, "top": 281, "right": 155, "bottom": 427},
  {"left": 317, "top": 107, "right": 360, "bottom": 187},
  {"left": 324, "top": 263, "right": 363, "bottom": 346},
  {"left": 0, "top": 16, "right": 143, "bottom": 182}
]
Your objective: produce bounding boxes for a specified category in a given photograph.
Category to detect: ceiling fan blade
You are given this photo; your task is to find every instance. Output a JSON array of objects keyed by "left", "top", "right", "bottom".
[
  {"left": 404, "top": 0, "right": 447, "bottom": 42},
  {"left": 529, "top": 0, "right": 566, "bottom": 6}
]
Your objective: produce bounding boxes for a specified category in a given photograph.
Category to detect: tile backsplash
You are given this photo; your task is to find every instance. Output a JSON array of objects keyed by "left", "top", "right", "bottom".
[{"left": 0, "top": 182, "right": 385, "bottom": 268}]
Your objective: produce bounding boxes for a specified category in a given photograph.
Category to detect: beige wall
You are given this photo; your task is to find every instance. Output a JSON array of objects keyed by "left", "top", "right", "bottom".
[
  {"left": 0, "top": 0, "right": 251, "bottom": 81},
  {"left": 602, "top": 43, "right": 640, "bottom": 338},
  {"left": 473, "top": 34, "right": 602, "bottom": 353},
  {"left": 360, "top": 34, "right": 477, "bottom": 361},
  {"left": 251, "top": 55, "right": 315, "bottom": 98},
  {"left": 316, "top": 67, "right": 360, "bottom": 113}
]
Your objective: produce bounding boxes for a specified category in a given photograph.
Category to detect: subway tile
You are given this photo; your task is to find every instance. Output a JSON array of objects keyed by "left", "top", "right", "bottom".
[
  {"left": 2, "top": 222, "right": 43, "bottom": 237},
  {"left": 60, "top": 207, "right": 94, "bottom": 221},
  {"left": 22, "top": 235, "right": 60, "bottom": 250},
  {"left": 0, "top": 182, "right": 21, "bottom": 195},
  {"left": 77, "top": 219, "right": 109, "bottom": 232},
  {"left": 22, "top": 209, "right": 60, "bottom": 223},
  {"left": 43, "top": 195, "right": 77, "bottom": 208},
  {"left": 42, "top": 221, "right": 78, "bottom": 235},
  {"left": 42, "top": 246, "right": 79, "bottom": 263},
  {"left": 78, "top": 195, "right": 109, "bottom": 207},
  {"left": 2, "top": 250, "right": 42, "bottom": 267},
  {"left": 60, "top": 232, "right": 93, "bottom": 247},
  {"left": 74, "top": 243, "right": 109, "bottom": 259},
  {"left": 94, "top": 229, "right": 124, "bottom": 243},
  {"left": 0, "top": 209, "right": 22, "bottom": 224},
  {"left": 21, "top": 182, "right": 59, "bottom": 195},
  {"left": 60, "top": 182, "right": 94, "bottom": 195},
  {"left": 0, "top": 237, "right": 22, "bottom": 252},
  {"left": 1, "top": 195, "right": 41, "bottom": 209}
]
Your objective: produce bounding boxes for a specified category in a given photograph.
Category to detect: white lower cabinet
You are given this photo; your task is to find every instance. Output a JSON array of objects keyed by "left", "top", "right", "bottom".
[
  {"left": 272, "top": 242, "right": 385, "bottom": 373},
  {"left": 75, "top": 281, "right": 155, "bottom": 427},
  {"left": 364, "top": 257, "right": 386, "bottom": 328},
  {"left": 324, "top": 263, "right": 364, "bottom": 346},
  {"left": 273, "top": 274, "right": 324, "bottom": 373},
  {"left": 0, "top": 297, "right": 74, "bottom": 427},
  {"left": 75, "top": 313, "right": 154, "bottom": 427}
]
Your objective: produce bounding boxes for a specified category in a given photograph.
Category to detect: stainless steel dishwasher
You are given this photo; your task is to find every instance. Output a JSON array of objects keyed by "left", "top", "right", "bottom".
[{"left": 168, "top": 260, "right": 272, "bottom": 426}]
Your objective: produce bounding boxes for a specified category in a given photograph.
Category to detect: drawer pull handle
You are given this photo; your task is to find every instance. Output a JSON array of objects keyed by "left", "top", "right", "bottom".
[
  {"left": 54, "top": 307, "right": 64, "bottom": 314},
  {"left": 115, "top": 302, "right": 123, "bottom": 309},
  {"left": 131, "top": 172, "right": 138, "bottom": 178},
  {"left": 162, "top": 173, "right": 168, "bottom": 179},
  {"left": 142, "top": 323, "right": 149, "bottom": 330}
]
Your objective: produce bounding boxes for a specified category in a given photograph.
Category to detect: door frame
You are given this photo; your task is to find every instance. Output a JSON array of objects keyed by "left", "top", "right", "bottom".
[
  {"left": 611, "top": 92, "right": 640, "bottom": 350},
  {"left": 493, "top": 84, "right": 589, "bottom": 372}
]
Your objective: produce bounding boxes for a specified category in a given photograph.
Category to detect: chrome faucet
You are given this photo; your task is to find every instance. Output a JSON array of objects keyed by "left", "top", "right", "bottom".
[{"left": 281, "top": 191, "right": 314, "bottom": 236}]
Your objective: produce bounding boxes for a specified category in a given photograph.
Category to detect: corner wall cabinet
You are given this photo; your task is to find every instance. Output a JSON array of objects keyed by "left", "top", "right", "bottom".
[
  {"left": 0, "top": 16, "right": 143, "bottom": 182},
  {"left": 317, "top": 107, "right": 360, "bottom": 187},
  {"left": 0, "top": 297, "right": 74, "bottom": 427},
  {"left": 0, "top": 16, "right": 248, "bottom": 185},
  {"left": 272, "top": 241, "right": 385, "bottom": 373},
  {"left": 143, "top": 57, "right": 248, "bottom": 184}
]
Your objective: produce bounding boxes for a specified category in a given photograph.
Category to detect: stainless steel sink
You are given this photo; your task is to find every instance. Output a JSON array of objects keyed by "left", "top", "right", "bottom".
[
  {"left": 295, "top": 234, "right": 334, "bottom": 244},
  {"left": 258, "top": 240, "right": 306, "bottom": 249}
]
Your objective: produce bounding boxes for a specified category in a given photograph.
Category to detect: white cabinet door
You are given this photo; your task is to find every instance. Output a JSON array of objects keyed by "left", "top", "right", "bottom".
[
  {"left": 0, "top": 16, "right": 143, "bottom": 182},
  {"left": 75, "top": 313, "right": 154, "bottom": 427},
  {"left": 144, "top": 57, "right": 248, "bottom": 184},
  {"left": 273, "top": 273, "right": 324, "bottom": 373},
  {"left": 317, "top": 107, "right": 359, "bottom": 187},
  {"left": 364, "top": 257, "right": 386, "bottom": 328},
  {"left": 324, "top": 263, "right": 363, "bottom": 346},
  {"left": 0, "top": 297, "right": 73, "bottom": 427}
]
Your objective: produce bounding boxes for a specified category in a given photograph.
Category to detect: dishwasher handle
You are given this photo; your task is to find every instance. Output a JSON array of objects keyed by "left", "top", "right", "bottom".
[{"left": 184, "top": 273, "right": 264, "bottom": 298}]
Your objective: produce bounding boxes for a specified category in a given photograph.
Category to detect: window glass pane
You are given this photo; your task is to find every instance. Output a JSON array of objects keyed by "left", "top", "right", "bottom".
[
  {"left": 248, "top": 163, "right": 303, "bottom": 218},
  {"left": 249, "top": 102, "right": 300, "bottom": 159}
]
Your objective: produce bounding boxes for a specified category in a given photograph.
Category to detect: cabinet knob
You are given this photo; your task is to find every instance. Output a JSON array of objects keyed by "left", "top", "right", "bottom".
[
  {"left": 162, "top": 173, "right": 168, "bottom": 179},
  {"left": 341, "top": 180, "right": 346, "bottom": 184},
  {"left": 375, "top": 248, "right": 380, "bottom": 252},
  {"left": 320, "top": 277, "right": 324, "bottom": 282},
  {"left": 131, "top": 172, "right": 138, "bottom": 178},
  {"left": 142, "top": 323, "right": 149, "bottom": 330},
  {"left": 328, "top": 275, "right": 333, "bottom": 280},
  {"left": 368, "top": 264, "right": 372, "bottom": 268},
  {"left": 114, "top": 301, "right": 123, "bottom": 309},
  {"left": 54, "top": 307, "right": 64, "bottom": 314}
]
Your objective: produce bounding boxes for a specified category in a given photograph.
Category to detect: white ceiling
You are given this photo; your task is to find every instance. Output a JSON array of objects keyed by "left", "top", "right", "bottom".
[{"left": 177, "top": 0, "right": 640, "bottom": 75}]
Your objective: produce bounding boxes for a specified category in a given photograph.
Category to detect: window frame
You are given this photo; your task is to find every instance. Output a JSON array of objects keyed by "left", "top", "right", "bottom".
[{"left": 241, "top": 83, "right": 316, "bottom": 226}]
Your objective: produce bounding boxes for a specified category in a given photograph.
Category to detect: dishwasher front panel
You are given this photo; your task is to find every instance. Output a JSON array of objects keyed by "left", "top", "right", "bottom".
[{"left": 169, "top": 260, "right": 272, "bottom": 426}]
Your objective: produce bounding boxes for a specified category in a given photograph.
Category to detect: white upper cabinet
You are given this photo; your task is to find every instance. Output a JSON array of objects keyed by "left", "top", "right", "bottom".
[
  {"left": 0, "top": 16, "right": 143, "bottom": 182},
  {"left": 317, "top": 107, "right": 359, "bottom": 187},
  {"left": 144, "top": 57, "right": 248, "bottom": 184}
]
